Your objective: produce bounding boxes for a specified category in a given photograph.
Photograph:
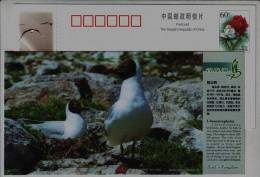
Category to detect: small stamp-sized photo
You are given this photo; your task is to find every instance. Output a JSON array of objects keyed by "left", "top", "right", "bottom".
[
  {"left": 19, "top": 12, "right": 53, "bottom": 51},
  {"left": 219, "top": 10, "right": 249, "bottom": 51}
]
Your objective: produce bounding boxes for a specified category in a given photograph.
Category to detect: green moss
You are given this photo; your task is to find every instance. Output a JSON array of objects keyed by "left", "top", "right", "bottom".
[
  {"left": 89, "top": 98, "right": 107, "bottom": 111},
  {"left": 139, "top": 137, "right": 202, "bottom": 174},
  {"left": 22, "top": 124, "right": 46, "bottom": 142},
  {"left": 59, "top": 63, "right": 73, "bottom": 73},
  {"left": 5, "top": 96, "right": 67, "bottom": 121}
]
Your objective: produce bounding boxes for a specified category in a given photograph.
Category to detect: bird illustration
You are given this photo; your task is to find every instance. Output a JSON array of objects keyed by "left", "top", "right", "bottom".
[
  {"left": 40, "top": 22, "right": 53, "bottom": 26},
  {"left": 105, "top": 59, "right": 153, "bottom": 158},
  {"left": 29, "top": 100, "right": 87, "bottom": 139},
  {"left": 19, "top": 28, "right": 41, "bottom": 40}
]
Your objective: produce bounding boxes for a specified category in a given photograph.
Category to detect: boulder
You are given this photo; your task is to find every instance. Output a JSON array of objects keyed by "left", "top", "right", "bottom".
[
  {"left": 4, "top": 72, "right": 118, "bottom": 109},
  {"left": 4, "top": 118, "right": 43, "bottom": 174},
  {"left": 5, "top": 79, "right": 80, "bottom": 108},
  {"left": 150, "top": 78, "right": 202, "bottom": 131}
]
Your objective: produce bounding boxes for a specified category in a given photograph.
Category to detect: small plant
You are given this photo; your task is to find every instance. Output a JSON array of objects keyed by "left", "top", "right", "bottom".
[
  {"left": 139, "top": 137, "right": 202, "bottom": 174},
  {"left": 5, "top": 96, "right": 67, "bottom": 121}
]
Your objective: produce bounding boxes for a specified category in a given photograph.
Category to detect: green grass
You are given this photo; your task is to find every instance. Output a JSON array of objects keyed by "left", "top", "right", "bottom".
[
  {"left": 4, "top": 168, "right": 20, "bottom": 175},
  {"left": 6, "top": 68, "right": 26, "bottom": 84},
  {"left": 59, "top": 63, "right": 73, "bottom": 73},
  {"left": 89, "top": 97, "right": 107, "bottom": 111},
  {"left": 186, "top": 119, "right": 203, "bottom": 130},
  {"left": 139, "top": 137, "right": 202, "bottom": 174},
  {"left": 5, "top": 96, "right": 67, "bottom": 121},
  {"left": 22, "top": 124, "right": 46, "bottom": 142}
]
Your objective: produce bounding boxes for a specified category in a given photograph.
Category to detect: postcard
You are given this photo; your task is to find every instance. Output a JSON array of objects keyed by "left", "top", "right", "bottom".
[{"left": 0, "top": 0, "right": 259, "bottom": 176}]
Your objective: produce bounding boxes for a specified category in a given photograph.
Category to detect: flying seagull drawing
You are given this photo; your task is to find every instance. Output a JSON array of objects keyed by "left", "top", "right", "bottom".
[
  {"left": 40, "top": 22, "right": 53, "bottom": 26},
  {"left": 19, "top": 28, "right": 41, "bottom": 40},
  {"left": 29, "top": 100, "right": 87, "bottom": 139},
  {"left": 105, "top": 59, "right": 153, "bottom": 157}
]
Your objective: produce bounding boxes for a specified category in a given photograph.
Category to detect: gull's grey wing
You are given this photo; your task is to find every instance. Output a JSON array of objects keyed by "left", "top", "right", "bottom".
[
  {"left": 105, "top": 105, "right": 117, "bottom": 135},
  {"left": 106, "top": 105, "right": 114, "bottom": 120},
  {"left": 30, "top": 121, "right": 64, "bottom": 136}
]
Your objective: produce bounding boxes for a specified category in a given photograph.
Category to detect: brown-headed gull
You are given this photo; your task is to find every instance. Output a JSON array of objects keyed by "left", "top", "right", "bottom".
[
  {"left": 30, "top": 100, "right": 87, "bottom": 139},
  {"left": 105, "top": 59, "right": 153, "bottom": 157}
]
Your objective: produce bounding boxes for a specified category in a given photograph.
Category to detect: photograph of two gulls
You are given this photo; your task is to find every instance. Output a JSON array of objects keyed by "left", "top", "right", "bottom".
[{"left": 4, "top": 51, "right": 203, "bottom": 175}]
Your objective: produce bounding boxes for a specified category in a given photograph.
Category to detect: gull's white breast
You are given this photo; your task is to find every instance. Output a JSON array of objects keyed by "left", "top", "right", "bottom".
[
  {"left": 105, "top": 76, "right": 153, "bottom": 146},
  {"left": 30, "top": 107, "right": 86, "bottom": 139},
  {"left": 64, "top": 111, "right": 86, "bottom": 139}
]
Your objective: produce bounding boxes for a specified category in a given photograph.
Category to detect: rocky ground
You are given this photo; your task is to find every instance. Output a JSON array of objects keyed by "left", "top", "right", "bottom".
[{"left": 4, "top": 52, "right": 203, "bottom": 175}]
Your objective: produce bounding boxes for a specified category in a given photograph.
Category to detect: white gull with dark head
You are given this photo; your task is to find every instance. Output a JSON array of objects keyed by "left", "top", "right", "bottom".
[
  {"left": 105, "top": 59, "right": 153, "bottom": 148},
  {"left": 30, "top": 100, "right": 87, "bottom": 139}
]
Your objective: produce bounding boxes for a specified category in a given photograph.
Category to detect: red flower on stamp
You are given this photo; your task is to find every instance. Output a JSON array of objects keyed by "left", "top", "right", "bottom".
[{"left": 228, "top": 15, "right": 249, "bottom": 36}]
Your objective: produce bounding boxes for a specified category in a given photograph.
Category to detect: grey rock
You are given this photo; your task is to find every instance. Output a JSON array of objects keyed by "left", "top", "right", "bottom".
[
  {"left": 79, "top": 61, "right": 97, "bottom": 71},
  {"left": 82, "top": 108, "right": 107, "bottom": 143},
  {"left": 82, "top": 108, "right": 106, "bottom": 123},
  {"left": 169, "top": 127, "right": 203, "bottom": 151},
  {"left": 103, "top": 52, "right": 123, "bottom": 60},
  {"left": 5, "top": 79, "right": 80, "bottom": 108},
  {"left": 126, "top": 169, "right": 145, "bottom": 174},
  {"left": 60, "top": 60, "right": 74, "bottom": 69},
  {"left": 37, "top": 156, "right": 111, "bottom": 170},
  {"left": 32, "top": 153, "right": 119, "bottom": 175},
  {"left": 150, "top": 78, "right": 202, "bottom": 131},
  {"left": 36, "top": 60, "right": 60, "bottom": 76},
  {"left": 141, "top": 76, "right": 168, "bottom": 102},
  {"left": 4, "top": 118, "right": 42, "bottom": 173},
  {"left": 4, "top": 72, "right": 118, "bottom": 108}
]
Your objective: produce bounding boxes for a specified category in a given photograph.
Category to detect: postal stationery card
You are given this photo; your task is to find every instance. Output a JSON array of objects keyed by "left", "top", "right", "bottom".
[{"left": 0, "top": 0, "right": 259, "bottom": 176}]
